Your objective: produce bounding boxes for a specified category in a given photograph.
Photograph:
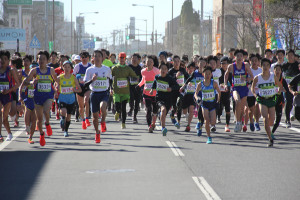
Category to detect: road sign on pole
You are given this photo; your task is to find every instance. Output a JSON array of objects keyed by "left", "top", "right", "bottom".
[{"left": 29, "top": 35, "right": 41, "bottom": 49}]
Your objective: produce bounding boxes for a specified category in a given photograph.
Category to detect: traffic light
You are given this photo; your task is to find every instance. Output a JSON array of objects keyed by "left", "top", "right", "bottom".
[
  {"left": 126, "top": 35, "right": 130, "bottom": 40},
  {"left": 94, "top": 37, "right": 102, "bottom": 42},
  {"left": 129, "top": 34, "right": 135, "bottom": 39}
]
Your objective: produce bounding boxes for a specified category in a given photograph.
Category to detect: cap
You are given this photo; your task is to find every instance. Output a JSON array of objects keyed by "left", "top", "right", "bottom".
[
  {"left": 63, "top": 60, "right": 73, "bottom": 68},
  {"left": 220, "top": 56, "right": 229, "bottom": 63},
  {"left": 158, "top": 51, "right": 167, "bottom": 58},
  {"left": 119, "top": 52, "right": 126, "bottom": 58},
  {"left": 73, "top": 55, "right": 81, "bottom": 61},
  {"left": 229, "top": 48, "right": 235, "bottom": 52}
]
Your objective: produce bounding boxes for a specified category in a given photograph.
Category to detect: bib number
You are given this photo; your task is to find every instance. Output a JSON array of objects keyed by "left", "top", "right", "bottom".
[{"left": 117, "top": 79, "right": 128, "bottom": 88}]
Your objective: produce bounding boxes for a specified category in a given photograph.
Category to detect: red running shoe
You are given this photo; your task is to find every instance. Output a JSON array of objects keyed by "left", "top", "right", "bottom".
[
  {"left": 28, "top": 138, "right": 34, "bottom": 144},
  {"left": 46, "top": 124, "right": 52, "bottom": 136},
  {"left": 82, "top": 121, "right": 87, "bottom": 130},
  {"left": 243, "top": 125, "right": 247, "bottom": 132},
  {"left": 95, "top": 133, "right": 101, "bottom": 143},
  {"left": 86, "top": 119, "right": 91, "bottom": 127},
  {"left": 56, "top": 113, "right": 60, "bottom": 120},
  {"left": 40, "top": 133, "right": 46, "bottom": 146},
  {"left": 100, "top": 122, "right": 107, "bottom": 133}
]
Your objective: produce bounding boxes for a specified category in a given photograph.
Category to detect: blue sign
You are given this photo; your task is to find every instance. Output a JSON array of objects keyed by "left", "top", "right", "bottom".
[
  {"left": 83, "top": 40, "right": 95, "bottom": 49},
  {"left": 0, "top": 28, "right": 26, "bottom": 41},
  {"left": 29, "top": 35, "right": 41, "bottom": 48}
]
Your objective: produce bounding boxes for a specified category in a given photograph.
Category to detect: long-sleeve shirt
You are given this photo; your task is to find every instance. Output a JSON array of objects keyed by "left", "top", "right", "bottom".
[
  {"left": 152, "top": 74, "right": 179, "bottom": 101},
  {"left": 111, "top": 64, "right": 138, "bottom": 94},
  {"left": 138, "top": 67, "right": 160, "bottom": 96}
]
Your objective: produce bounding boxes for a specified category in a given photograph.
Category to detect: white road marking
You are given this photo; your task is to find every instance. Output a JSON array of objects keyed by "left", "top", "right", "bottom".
[
  {"left": 280, "top": 123, "right": 300, "bottom": 133},
  {"left": 192, "top": 177, "right": 221, "bottom": 200},
  {"left": 0, "top": 127, "right": 24, "bottom": 151},
  {"left": 166, "top": 141, "right": 184, "bottom": 156}
]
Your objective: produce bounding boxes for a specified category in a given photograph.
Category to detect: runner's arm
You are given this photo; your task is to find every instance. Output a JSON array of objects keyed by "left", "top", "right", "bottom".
[{"left": 251, "top": 76, "right": 258, "bottom": 98}]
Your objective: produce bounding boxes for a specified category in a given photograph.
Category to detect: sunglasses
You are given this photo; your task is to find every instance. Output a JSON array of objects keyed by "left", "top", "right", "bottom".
[
  {"left": 81, "top": 56, "right": 88, "bottom": 59},
  {"left": 119, "top": 57, "right": 125, "bottom": 59}
]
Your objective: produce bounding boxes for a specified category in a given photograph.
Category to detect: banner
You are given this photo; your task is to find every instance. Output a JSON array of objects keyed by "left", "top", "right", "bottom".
[{"left": 23, "top": 14, "right": 31, "bottom": 54}]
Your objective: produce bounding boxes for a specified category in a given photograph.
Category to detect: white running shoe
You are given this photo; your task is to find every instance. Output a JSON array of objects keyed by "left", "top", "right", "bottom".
[
  {"left": 234, "top": 123, "right": 239, "bottom": 133},
  {"left": 6, "top": 133, "right": 13, "bottom": 141}
]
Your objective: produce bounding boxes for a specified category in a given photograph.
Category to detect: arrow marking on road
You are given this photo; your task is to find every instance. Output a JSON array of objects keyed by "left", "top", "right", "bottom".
[
  {"left": 166, "top": 141, "right": 184, "bottom": 156},
  {"left": 192, "top": 177, "right": 221, "bottom": 200}
]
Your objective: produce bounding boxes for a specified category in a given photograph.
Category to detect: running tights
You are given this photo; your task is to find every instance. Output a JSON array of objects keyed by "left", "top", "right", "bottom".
[{"left": 116, "top": 101, "right": 127, "bottom": 124}]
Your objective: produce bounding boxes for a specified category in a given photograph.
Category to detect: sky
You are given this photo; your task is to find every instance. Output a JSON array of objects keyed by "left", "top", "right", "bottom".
[{"left": 59, "top": 0, "right": 213, "bottom": 46}]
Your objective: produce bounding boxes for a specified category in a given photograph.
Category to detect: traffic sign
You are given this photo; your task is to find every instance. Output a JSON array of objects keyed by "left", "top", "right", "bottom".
[
  {"left": 83, "top": 40, "right": 95, "bottom": 49},
  {"left": 7, "top": 0, "right": 32, "bottom": 5},
  {"left": 29, "top": 35, "right": 41, "bottom": 49}
]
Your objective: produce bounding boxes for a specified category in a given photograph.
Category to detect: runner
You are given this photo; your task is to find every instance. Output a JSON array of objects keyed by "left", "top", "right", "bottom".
[
  {"left": 251, "top": 58, "right": 282, "bottom": 147},
  {"left": 281, "top": 49, "right": 300, "bottom": 128},
  {"left": 101, "top": 49, "right": 114, "bottom": 68},
  {"left": 73, "top": 51, "right": 92, "bottom": 129},
  {"left": 150, "top": 62, "right": 179, "bottom": 136},
  {"left": 111, "top": 52, "right": 138, "bottom": 129},
  {"left": 246, "top": 53, "right": 262, "bottom": 132},
  {"left": 0, "top": 50, "right": 20, "bottom": 142},
  {"left": 57, "top": 61, "right": 81, "bottom": 137},
  {"left": 168, "top": 55, "right": 189, "bottom": 129},
  {"left": 224, "top": 49, "right": 254, "bottom": 133},
  {"left": 272, "top": 64, "right": 288, "bottom": 139},
  {"left": 128, "top": 53, "right": 142, "bottom": 122},
  {"left": 271, "top": 49, "right": 286, "bottom": 72},
  {"left": 289, "top": 72, "right": 300, "bottom": 123},
  {"left": 20, "top": 50, "right": 59, "bottom": 146},
  {"left": 49, "top": 51, "right": 60, "bottom": 119},
  {"left": 83, "top": 50, "right": 112, "bottom": 143},
  {"left": 218, "top": 56, "right": 232, "bottom": 132},
  {"left": 137, "top": 55, "right": 160, "bottom": 132},
  {"left": 194, "top": 67, "right": 221, "bottom": 144},
  {"left": 158, "top": 51, "right": 173, "bottom": 69}
]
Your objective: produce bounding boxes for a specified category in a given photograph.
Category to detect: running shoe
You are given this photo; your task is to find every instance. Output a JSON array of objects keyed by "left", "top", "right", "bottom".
[
  {"left": 217, "top": 118, "right": 221, "bottom": 124},
  {"left": 28, "top": 138, "right": 34, "bottom": 144},
  {"left": 250, "top": 123, "right": 255, "bottom": 132},
  {"left": 132, "top": 117, "right": 138, "bottom": 124},
  {"left": 238, "top": 123, "right": 243, "bottom": 132},
  {"left": 162, "top": 128, "right": 168, "bottom": 136},
  {"left": 35, "top": 125, "right": 39, "bottom": 131},
  {"left": 185, "top": 125, "right": 190, "bottom": 132},
  {"left": 14, "top": 121, "right": 19, "bottom": 127},
  {"left": 6, "top": 133, "right": 13, "bottom": 141},
  {"left": 115, "top": 112, "right": 120, "bottom": 121},
  {"left": 225, "top": 125, "right": 230, "bottom": 132},
  {"left": 100, "top": 122, "right": 107, "bottom": 133},
  {"left": 268, "top": 139, "right": 274, "bottom": 147},
  {"left": 95, "top": 133, "right": 101, "bottom": 143},
  {"left": 127, "top": 110, "right": 132, "bottom": 117},
  {"left": 85, "top": 119, "right": 91, "bottom": 127},
  {"left": 195, "top": 122, "right": 201, "bottom": 130},
  {"left": 82, "top": 121, "right": 87, "bottom": 130},
  {"left": 175, "top": 122, "right": 180, "bottom": 129},
  {"left": 234, "top": 123, "right": 239, "bottom": 133},
  {"left": 291, "top": 115, "right": 295, "bottom": 121},
  {"left": 56, "top": 113, "right": 60, "bottom": 120},
  {"left": 197, "top": 128, "right": 202, "bottom": 136},
  {"left": 0, "top": 135, "right": 3, "bottom": 142},
  {"left": 121, "top": 123, "right": 126, "bottom": 129},
  {"left": 171, "top": 117, "right": 177, "bottom": 125},
  {"left": 64, "top": 131, "right": 69, "bottom": 137},
  {"left": 286, "top": 121, "right": 291, "bottom": 128},
  {"left": 271, "top": 133, "right": 276, "bottom": 140},
  {"left": 148, "top": 125, "right": 153, "bottom": 133},
  {"left": 255, "top": 122, "right": 261, "bottom": 131},
  {"left": 210, "top": 125, "right": 216, "bottom": 132},
  {"left": 206, "top": 137, "right": 212, "bottom": 144},
  {"left": 60, "top": 118, "right": 65, "bottom": 131},
  {"left": 46, "top": 124, "right": 52, "bottom": 136},
  {"left": 40, "top": 133, "right": 46, "bottom": 146},
  {"left": 151, "top": 124, "right": 156, "bottom": 130},
  {"left": 243, "top": 125, "right": 247, "bottom": 132}
]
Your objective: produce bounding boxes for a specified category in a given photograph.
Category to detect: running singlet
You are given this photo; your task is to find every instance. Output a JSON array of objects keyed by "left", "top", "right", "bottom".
[
  {"left": 212, "top": 68, "right": 221, "bottom": 86},
  {"left": 232, "top": 62, "right": 247, "bottom": 88},
  {"left": 75, "top": 63, "right": 92, "bottom": 82},
  {"left": 21, "top": 70, "right": 28, "bottom": 99},
  {"left": 256, "top": 73, "right": 277, "bottom": 98},
  {"left": 201, "top": 80, "right": 216, "bottom": 102},
  {"left": 0, "top": 67, "right": 12, "bottom": 92},
  {"left": 194, "top": 70, "right": 204, "bottom": 84},
  {"left": 34, "top": 67, "right": 54, "bottom": 98},
  {"left": 248, "top": 67, "right": 262, "bottom": 96},
  {"left": 185, "top": 77, "right": 196, "bottom": 94},
  {"left": 59, "top": 74, "right": 76, "bottom": 104}
]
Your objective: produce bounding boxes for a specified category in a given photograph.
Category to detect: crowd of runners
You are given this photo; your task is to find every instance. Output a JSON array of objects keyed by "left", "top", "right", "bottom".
[{"left": 0, "top": 47, "right": 300, "bottom": 147}]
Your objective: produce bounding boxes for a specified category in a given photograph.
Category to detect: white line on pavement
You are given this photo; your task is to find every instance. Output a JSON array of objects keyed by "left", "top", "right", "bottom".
[
  {"left": 280, "top": 122, "right": 300, "bottom": 133},
  {"left": 192, "top": 177, "right": 221, "bottom": 200},
  {"left": 0, "top": 127, "right": 24, "bottom": 151},
  {"left": 166, "top": 141, "right": 184, "bottom": 157}
]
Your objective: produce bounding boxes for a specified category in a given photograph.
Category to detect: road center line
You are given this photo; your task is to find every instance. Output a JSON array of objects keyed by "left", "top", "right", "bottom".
[
  {"left": 170, "top": 141, "right": 185, "bottom": 156},
  {"left": 166, "top": 141, "right": 184, "bottom": 157},
  {"left": 192, "top": 177, "right": 221, "bottom": 200},
  {"left": 0, "top": 127, "right": 25, "bottom": 151}
]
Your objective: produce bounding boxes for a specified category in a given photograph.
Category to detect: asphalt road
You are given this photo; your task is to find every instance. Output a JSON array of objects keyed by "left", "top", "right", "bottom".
[{"left": 1, "top": 109, "right": 300, "bottom": 200}]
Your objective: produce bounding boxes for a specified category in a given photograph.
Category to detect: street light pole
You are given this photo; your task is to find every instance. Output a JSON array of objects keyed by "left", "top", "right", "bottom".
[
  {"left": 71, "top": 0, "right": 73, "bottom": 54},
  {"left": 136, "top": 19, "right": 148, "bottom": 54}
]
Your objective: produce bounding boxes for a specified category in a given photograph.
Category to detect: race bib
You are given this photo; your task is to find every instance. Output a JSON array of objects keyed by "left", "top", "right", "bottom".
[
  {"left": 186, "top": 83, "right": 196, "bottom": 93},
  {"left": 61, "top": 86, "right": 73, "bottom": 94},
  {"left": 176, "top": 75, "right": 184, "bottom": 86},
  {"left": 28, "top": 89, "right": 34, "bottom": 98},
  {"left": 285, "top": 76, "right": 292, "bottom": 85},
  {"left": 94, "top": 77, "right": 108, "bottom": 89},
  {"left": 117, "top": 78, "right": 128, "bottom": 88},
  {"left": 157, "top": 80, "right": 169, "bottom": 92},
  {"left": 37, "top": 80, "right": 51, "bottom": 92},
  {"left": 0, "top": 82, "right": 9, "bottom": 91},
  {"left": 130, "top": 77, "right": 139, "bottom": 85},
  {"left": 145, "top": 81, "right": 154, "bottom": 91},
  {"left": 202, "top": 89, "right": 215, "bottom": 101},
  {"left": 259, "top": 88, "right": 276, "bottom": 98},
  {"left": 234, "top": 75, "right": 246, "bottom": 86}
]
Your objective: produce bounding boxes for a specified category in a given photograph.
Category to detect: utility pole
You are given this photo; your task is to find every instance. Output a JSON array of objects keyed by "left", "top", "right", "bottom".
[
  {"left": 52, "top": 0, "right": 55, "bottom": 50},
  {"left": 125, "top": 26, "right": 128, "bottom": 54},
  {"left": 45, "top": 0, "right": 48, "bottom": 51},
  {"left": 171, "top": 0, "right": 173, "bottom": 52},
  {"left": 221, "top": 0, "right": 225, "bottom": 54},
  {"left": 155, "top": 30, "right": 157, "bottom": 55},
  {"left": 71, "top": 0, "right": 73, "bottom": 54}
]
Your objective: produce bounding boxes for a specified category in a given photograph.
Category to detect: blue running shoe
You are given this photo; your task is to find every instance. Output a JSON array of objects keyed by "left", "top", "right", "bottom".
[
  {"left": 64, "top": 131, "right": 69, "bottom": 137},
  {"left": 175, "top": 122, "right": 180, "bottom": 129},
  {"left": 195, "top": 122, "right": 201, "bottom": 130},
  {"left": 271, "top": 133, "right": 276, "bottom": 140},
  {"left": 162, "top": 128, "right": 168, "bottom": 136},
  {"left": 60, "top": 118, "right": 65, "bottom": 131},
  {"left": 171, "top": 117, "right": 177, "bottom": 125},
  {"left": 197, "top": 128, "right": 202, "bottom": 136},
  {"left": 250, "top": 123, "right": 255, "bottom": 132},
  {"left": 254, "top": 122, "right": 260, "bottom": 131},
  {"left": 206, "top": 137, "right": 212, "bottom": 144}
]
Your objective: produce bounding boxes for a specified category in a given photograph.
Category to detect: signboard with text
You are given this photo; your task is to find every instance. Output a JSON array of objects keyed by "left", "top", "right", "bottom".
[{"left": 7, "top": 0, "right": 32, "bottom": 5}]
